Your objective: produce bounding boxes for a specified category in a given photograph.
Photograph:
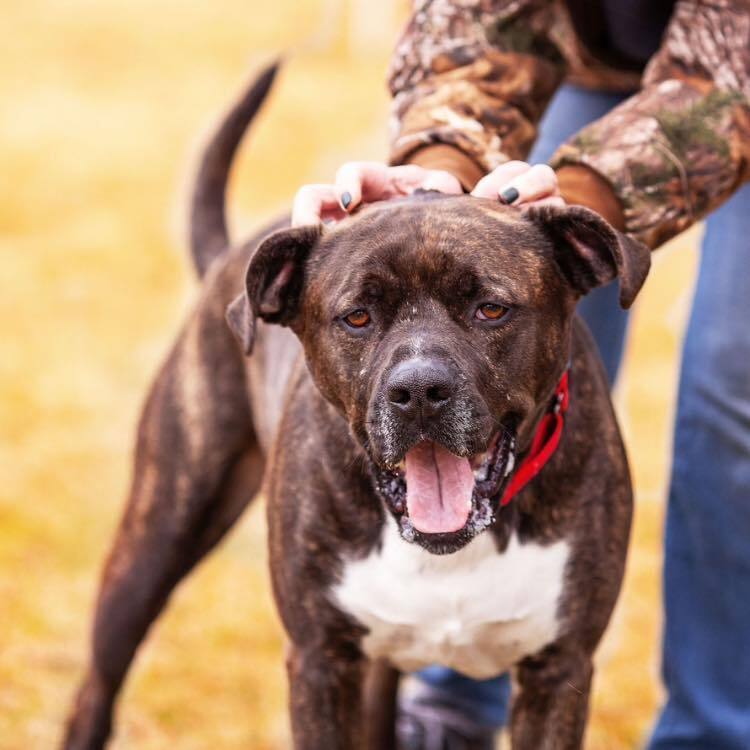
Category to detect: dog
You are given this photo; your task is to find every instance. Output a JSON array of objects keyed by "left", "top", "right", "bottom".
[{"left": 64, "top": 63, "right": 650, "bottom": 749}]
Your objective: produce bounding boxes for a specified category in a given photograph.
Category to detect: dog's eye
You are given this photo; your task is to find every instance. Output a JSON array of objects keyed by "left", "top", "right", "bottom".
[
  {"left": 475, "top": 303, "right": 508, "bottom": 322},
  {"left": 343, "top": 309, "right": 371, "bottom": 328}
]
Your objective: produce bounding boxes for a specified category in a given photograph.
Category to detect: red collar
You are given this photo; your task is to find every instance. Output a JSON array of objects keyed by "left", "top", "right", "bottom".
[{"left": 500, "top": 368, "right": 570, "bottom": 507}]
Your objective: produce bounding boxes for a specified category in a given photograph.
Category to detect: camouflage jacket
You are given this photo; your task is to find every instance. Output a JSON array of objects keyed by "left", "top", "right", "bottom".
[{"left": 388, "top": 0, "right": 750, "bottom": 248}]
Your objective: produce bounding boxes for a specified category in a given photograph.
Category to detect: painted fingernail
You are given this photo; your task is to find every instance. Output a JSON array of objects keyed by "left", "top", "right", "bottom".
[
  {"left": 499, "top": 186, "right": 519, "bottom": 205},
  {"left": 341, "top": 191, "right": 352, "bottom": 210}
]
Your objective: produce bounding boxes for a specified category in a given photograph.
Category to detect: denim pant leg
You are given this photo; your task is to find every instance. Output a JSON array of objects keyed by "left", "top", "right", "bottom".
[
  {"left": 648, "top": 183, "right": 750, "bottom": 750},
  {"left": 413, "top": 84, "right": 630, "bottom": 727},
  {"left": 532, "top": 85, "right": 632, "bottom": 385}
]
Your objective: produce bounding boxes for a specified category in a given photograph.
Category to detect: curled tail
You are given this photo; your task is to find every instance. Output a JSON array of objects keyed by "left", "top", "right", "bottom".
[{"left": 189, "top": 61, "right": 280, "bottom": 277}]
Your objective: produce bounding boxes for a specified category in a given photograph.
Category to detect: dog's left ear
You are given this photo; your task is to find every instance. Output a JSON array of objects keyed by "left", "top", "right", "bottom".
[
  {"left": 226, "top": 224, "right": 322, "bottom": 355},
  {"left": 526, "top": 205, "right": 650, "bottom": 309}
]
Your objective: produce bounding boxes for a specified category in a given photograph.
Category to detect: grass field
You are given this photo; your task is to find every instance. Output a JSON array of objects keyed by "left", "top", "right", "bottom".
[{"left": 0, "top": 1, "right": 700, "bottom": 747}]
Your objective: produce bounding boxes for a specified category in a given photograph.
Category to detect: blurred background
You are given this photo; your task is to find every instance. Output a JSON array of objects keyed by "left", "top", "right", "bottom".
[{"left": 0, "top": 1, "right": 701, "bottom": 747}]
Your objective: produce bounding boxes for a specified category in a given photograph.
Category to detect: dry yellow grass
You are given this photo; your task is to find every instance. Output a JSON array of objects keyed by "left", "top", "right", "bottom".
[{"left": 0, "top": 1, "right": 699, "bottom": 748}]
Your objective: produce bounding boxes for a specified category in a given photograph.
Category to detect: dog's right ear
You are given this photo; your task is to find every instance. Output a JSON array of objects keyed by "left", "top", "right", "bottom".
[{"left": 226, "top": 224, "right": 322, "bottom": 355}]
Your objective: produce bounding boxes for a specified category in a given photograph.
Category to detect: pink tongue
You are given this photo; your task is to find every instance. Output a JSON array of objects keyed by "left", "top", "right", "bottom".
[{"left": 404, "top": 442, "right": 475, "bottom": 534}]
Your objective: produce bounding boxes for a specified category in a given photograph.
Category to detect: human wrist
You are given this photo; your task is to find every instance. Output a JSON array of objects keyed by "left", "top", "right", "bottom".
[
  {"left": 556, "top": 165, "right": 625, "bottom": 232},
  {"left": 405, "top": 145, "right": 485, "bottom": 193}
]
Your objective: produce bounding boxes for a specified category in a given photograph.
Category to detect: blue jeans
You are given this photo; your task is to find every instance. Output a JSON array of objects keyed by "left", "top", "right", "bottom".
[{"left": 416, "top": 84, "right": 750, "bottom": 749}]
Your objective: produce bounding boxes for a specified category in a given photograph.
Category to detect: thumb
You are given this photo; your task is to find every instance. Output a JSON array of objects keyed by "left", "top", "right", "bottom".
[
  {"left": 334, "top": 161, "right": 389, "bottom": 212},
  {"left": 419, "top": 170, "right": 463, "bottom": 195}
]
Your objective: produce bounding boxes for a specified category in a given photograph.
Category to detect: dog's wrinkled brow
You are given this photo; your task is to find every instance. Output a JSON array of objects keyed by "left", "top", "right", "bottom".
[{"left": 332, "top": 273, "right": 392, "bottom": 313}]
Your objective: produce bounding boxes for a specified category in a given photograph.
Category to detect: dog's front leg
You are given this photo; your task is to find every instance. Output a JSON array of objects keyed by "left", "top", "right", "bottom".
[
  {"left": 287, "top": 644, "right": 366, "bottom": 750},
  {"left": 510, "top": 644, "right": 593, "bottom": 750},
  {"left": 363, "top": 658, "right": 400, "bottom": 750}
]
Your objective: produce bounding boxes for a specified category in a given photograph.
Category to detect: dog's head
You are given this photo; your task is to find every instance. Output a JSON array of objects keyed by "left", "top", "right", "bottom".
[{"left": 228, "top": 194, "right": 649, "bottom": 553}]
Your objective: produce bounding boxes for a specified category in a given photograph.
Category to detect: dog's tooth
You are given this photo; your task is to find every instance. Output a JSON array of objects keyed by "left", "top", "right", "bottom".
[
  {"left": 504, "top": 451, "right": 515, "bottom": 477},
  {"left": 471, "top": 450, "right": 489, "bottom": 470},
  {"left": 399, "top": 516, "right": 416, "bottom": 543}
]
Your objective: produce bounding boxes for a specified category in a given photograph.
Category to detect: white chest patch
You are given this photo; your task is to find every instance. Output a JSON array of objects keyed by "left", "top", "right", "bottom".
[{"left": 333, "top": 521, "right": 569, "bottom": 679}]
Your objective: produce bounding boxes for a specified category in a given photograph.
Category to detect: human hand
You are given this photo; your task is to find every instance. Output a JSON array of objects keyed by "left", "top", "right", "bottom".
[
  {"left": 291, "top": 159, "right": 563, "bottom": 227},
  {"left": 471, "top": 161, "right": 565, "bottom": 208},
  {"left": 291, "top": 161, "right": 462, "bottom": 226}
]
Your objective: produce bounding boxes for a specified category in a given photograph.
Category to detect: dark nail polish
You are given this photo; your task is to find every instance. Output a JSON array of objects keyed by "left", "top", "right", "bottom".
[
  {"left": 499, "top": 186, "right": 519, "bottom": 205},
  {"left": 341, "top": 191, "right": 352, "bottom": 210}
]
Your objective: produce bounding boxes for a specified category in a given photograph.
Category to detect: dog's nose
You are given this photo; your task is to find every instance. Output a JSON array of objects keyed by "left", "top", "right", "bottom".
[{"left": 386, "top": 358, "right": 455, "bottom": 419}]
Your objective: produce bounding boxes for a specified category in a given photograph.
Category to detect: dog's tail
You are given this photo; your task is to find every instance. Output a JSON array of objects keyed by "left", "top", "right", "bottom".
[{"left": 189, "top": 60, "right": 280, "bottom": 278}]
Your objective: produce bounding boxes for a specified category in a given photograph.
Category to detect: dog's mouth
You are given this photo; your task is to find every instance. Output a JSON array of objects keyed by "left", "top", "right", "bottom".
[{"left": 371, "top": 430, "right": 516, "bottom": 553}]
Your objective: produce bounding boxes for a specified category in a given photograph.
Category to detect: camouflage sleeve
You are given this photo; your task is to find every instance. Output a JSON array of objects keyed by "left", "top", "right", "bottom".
[
  {"left": 551, "top": 0, "right": 750, "bottom": 249},
  {"left": 388, "top": 0, "right": 567, "bottom": 172}
]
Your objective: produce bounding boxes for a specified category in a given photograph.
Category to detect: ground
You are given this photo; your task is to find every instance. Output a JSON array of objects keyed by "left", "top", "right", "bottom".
[{"left": 0, "top": 1, "right": 699, "bottom": 747}]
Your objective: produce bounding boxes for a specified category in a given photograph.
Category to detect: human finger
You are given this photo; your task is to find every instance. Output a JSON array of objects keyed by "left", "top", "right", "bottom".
[
  {"left": 292, "top": 184, "right": 346, "bottom": 226},
  {"left": 470, "top": 161, "right": 531, "bottom": 199},
  {"left": 495, "top": 164, "right": 559, "bottom": 206}
]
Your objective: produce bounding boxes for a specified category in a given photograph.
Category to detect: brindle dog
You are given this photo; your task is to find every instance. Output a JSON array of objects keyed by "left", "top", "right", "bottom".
[{"left": 64, "top": 64, "right": 650, "bottom": 750}]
